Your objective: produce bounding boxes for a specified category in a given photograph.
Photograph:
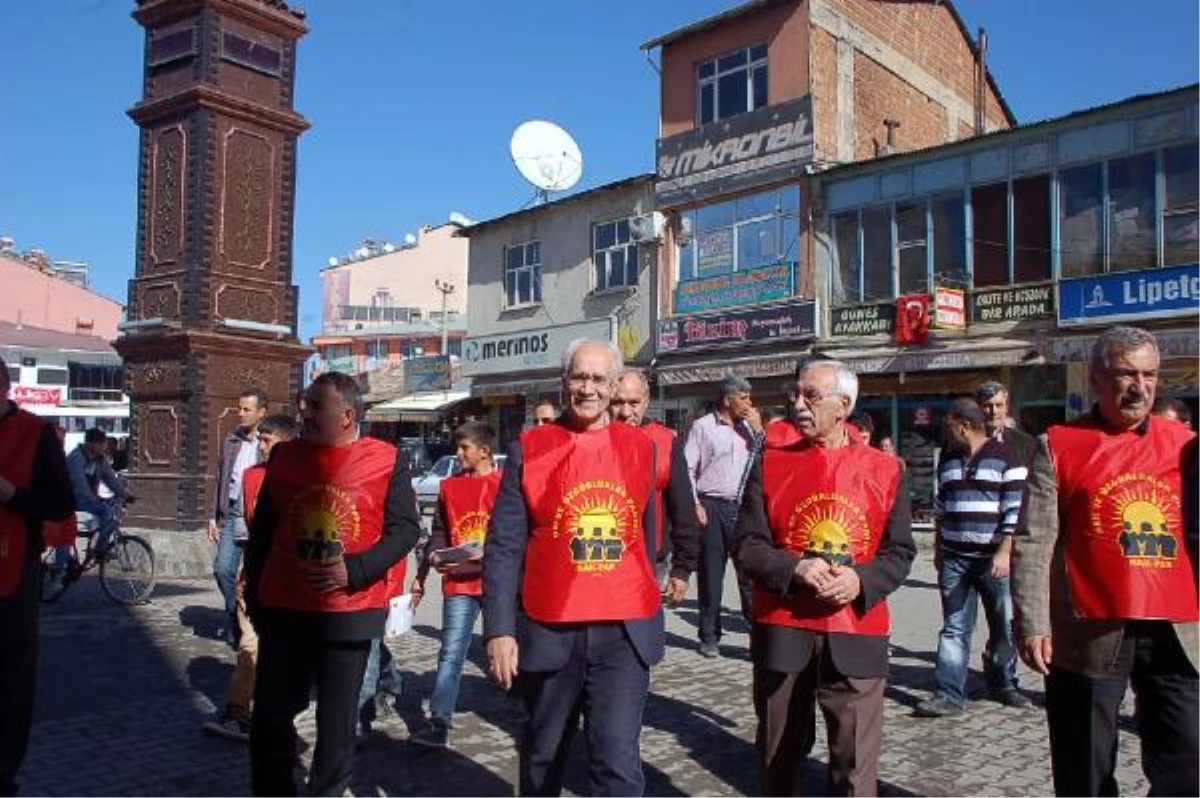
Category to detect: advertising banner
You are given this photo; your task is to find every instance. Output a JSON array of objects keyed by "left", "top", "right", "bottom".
[
  {"left": 657, "top": 299, "right": 817, "bottom": 354},
  {"left": 971, "top": 283, "right": 1055, "bottom": 323},
  {"left": 404, "top": 356, "right": 451, "bottom": 392},
  {"left": 1058, "top": 264, "right": 1199, "bottom": 327},
  {"left": 674, "top": 262, "right": 794, "bottom": 314},
  {"left": 463, "top": 318, "right": 614, "bottom": 377}
]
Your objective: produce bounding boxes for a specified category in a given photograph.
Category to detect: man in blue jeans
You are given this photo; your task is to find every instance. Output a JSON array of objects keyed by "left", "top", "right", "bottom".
[
  {"left": 408, "top": 421, "right": 501, "bottom": 748},
  {"left": 916, "top": 398, "right": 1031, "bottom": 717},
  {"left": 208, "top": 387, "right": 267, "bottom": 648},
  {"left": 66, "top": 428, "right": 126, "bottom": 554}
]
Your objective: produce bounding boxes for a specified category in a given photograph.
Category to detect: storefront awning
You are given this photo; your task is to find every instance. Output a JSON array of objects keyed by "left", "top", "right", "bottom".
[
  {"left": 470, "top": 376, "right": 561, "bottom": 397},
  {"left": 815, "top": 336, "right": 1041, "bottom": 375},
  {"left": 656, "top": 352, "right": 803, "bottom": 386},
  {"left": 365, "top": 390, "right": 471, "bottom": 423}
]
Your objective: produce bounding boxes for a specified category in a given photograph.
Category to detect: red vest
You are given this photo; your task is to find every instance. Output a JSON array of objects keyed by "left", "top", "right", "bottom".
[
  {"left": 258, "top": 437, "right": 406, "bottom": 613},
  {"left": 1047, "top": 415, "right": 1199, "bottom": 622},
  {"left": 754, "top": 437, "right": 900, "bottom": 636},
  {"left": 439, "top": 469, "right": 502, "bottom": 597},
  {"left": 242, "top": 464, "right": 266, "bottom": 524},
  {"left": 519, "top": 422, "right": 660, "bottom": 623},
  {"left": 0, "top": 408, "right": 45, "bottom": 597},
  {"left": 640, "top": 421, "right": 675, "bottom": 549},
  {"left": 765, "top": 420, "right": 802, "bottom": 449}
]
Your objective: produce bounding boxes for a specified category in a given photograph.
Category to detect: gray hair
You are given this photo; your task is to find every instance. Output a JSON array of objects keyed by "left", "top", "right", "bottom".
[
  {"left": 974, "top": 380, "right": 1008, "bottom": 403},
  {"left": 561, "top": 338, "right": 624, "bottom": 379},
  {"left": 1089, "top": 326, "right": 1158, "bottom": 375},
  {"left": 798, "top": 359, "right": 859, "bottom": 413},
  {"left": 617, "top": 367, "right": 650, "bottom": 397},
  {"left": 718, "top": 375, "right": 753, "bottom": 400}
]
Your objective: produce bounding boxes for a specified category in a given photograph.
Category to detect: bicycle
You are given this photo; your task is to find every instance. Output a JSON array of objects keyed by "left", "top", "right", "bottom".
[{"left": 40, "top": 497, "right": 156, "bottom": 605}]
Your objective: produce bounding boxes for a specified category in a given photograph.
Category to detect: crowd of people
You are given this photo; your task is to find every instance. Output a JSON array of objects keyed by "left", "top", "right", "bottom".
[{"left": 0, "top": 322, "right": 1197, "bottom": 797}]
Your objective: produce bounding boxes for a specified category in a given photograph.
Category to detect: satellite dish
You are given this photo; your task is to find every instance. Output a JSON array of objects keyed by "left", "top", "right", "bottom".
[
  {"left": 327, "top": 256, "right": 339, "bottom": 267},
  {"left": 510, "top": 120, "right": 583, "bottom": 201},
  {"left": 403, "top": 233, "right": 417, "bottom": 245},
  {"left": 382, "top": 242, "right": 396, "bottom": 253}
]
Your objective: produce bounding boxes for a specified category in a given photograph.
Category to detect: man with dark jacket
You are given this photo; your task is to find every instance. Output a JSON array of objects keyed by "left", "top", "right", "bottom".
[
  {"left": 209, "top": 387, "right": 268, "bottom": 644},
  {"left": 0, "top": 355, "right": 75, "bottom": 796},
  {"left": 244, "top": 373, "right": 420, "bottom": 796},
  {"left": 735, "top": 358, "right": 915, "bottom": 796}
]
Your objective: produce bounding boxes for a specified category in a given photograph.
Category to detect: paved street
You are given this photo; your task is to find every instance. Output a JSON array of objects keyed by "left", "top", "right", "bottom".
[{"left": 23, "top": 534, "right": 1149, "bottom": 796}]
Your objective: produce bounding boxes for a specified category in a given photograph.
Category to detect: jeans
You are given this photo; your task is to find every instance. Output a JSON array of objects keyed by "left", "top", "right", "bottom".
[
  {"left": 932, "top": 550, "right": 1018, "bottom": 706},
  {"left": 213, "top": 498, "right": 243, "bottom": 616},
  {"left": 77, "top": 497, "right": 117, "bottom": 551},
  {"left": 357, "top": 639, "right": 401, "bottom": 730},
  {"left": 429, "top": 594, "right": 482, "bottom": 725}
]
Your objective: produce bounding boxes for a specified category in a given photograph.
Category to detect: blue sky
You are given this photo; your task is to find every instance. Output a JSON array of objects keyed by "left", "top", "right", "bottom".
[{"left": 1, "top": 0, "right": 1196, "bottom": 342}]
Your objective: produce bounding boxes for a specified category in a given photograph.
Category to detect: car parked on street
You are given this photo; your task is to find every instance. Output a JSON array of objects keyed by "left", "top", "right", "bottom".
[{"left": 411, "top": 453, "right": 506, "bottom": 515}]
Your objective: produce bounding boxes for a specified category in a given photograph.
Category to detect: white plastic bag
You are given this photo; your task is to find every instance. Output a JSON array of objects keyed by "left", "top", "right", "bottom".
[{"left": 385, "top": 593, "right": 414, "bottom": 638}]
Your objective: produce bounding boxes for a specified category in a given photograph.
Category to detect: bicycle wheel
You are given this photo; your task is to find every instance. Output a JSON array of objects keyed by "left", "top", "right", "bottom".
[
  {"left": 40, "top": 547, "right": 75, "bottom": 604},
  {"left": 99, "top": 535, "right": 156, "bottom": 605}
]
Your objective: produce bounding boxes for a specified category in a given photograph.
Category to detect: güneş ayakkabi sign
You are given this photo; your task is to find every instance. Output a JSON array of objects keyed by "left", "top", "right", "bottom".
[
  {"left": 655, "top": 96, "right": 814, "bottom": 207},
  {"left": 830, "top": 302, "right": 896, "bottom": 336},
  {"left": 971, "top": 283, "right": 1055, "bottom": 323}
]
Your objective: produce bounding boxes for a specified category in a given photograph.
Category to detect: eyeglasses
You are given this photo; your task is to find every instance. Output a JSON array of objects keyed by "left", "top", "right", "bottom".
[
  {"left": 788, "top": 387, "right": 842, "bottom": 405},
  {"left": 566, "top": 373, "right": 613, "bottom": 388}
]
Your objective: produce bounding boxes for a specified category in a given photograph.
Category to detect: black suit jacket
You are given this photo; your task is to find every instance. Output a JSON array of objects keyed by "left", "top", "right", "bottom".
[
  {"left": 733, "top": 449, "right": 915, "bottom": 679},
  {"left": 482, "top": 433, "right": 664, "bottom": 671}
]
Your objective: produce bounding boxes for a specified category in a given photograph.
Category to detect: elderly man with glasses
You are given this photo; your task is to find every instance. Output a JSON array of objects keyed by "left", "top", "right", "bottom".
[{"left": 734, "top": 358, "right": 915, "bottom": 796}]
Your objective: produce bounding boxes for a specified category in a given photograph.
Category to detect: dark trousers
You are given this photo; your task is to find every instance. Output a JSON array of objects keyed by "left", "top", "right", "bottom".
[
  {"left": 697, "top": 495, "right": 753, "bottom": 644},
  {"left": 250, "top": 634, "right": 371, "bottom": 797},
  {"left": 1045, "top": 621, "right": 1199, "bottom": 797},
  {"left": 0, "top": 561, "right": 39, "bottom": 798},
  {"left": 753, "top": 634, "right": 885, "bottom": 797},
  {"left": 518, "top": 623, "right": 649, "bottom": 797}
]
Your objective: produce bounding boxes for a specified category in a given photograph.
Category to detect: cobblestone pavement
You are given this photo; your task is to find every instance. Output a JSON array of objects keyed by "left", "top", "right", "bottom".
[{"left": 22, "top": 535, "right": 1150, "bottom": 796}]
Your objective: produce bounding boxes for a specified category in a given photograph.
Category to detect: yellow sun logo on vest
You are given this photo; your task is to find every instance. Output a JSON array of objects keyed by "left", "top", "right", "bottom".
[
  {"left": 1091, "top": 473, "right": 1182, "bottom": 567},
  {"left": 553, "top": 479, "right": 640, "bottom": 573},
  {"left": 453, "top": 511, "right": 491, "bottom": 547},
  {"left": 787, "top": 492, "right": 871, "bottom": 567},
  {"left": 289, "top": 484, "right": 361, "bottom": 562}
]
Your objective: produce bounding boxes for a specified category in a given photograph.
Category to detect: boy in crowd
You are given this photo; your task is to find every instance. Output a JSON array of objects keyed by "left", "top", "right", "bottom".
[
  {"left": 409, "top": 422, "right": 502, "bottom": 748},
  {"left": 203, "top": 414, "right": 299, "bottom": 741}
]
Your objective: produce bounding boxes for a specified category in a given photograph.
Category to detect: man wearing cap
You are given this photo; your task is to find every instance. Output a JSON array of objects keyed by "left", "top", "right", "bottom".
[{"left": 975, "top": 381, "right": 1035, "bottom": 467}]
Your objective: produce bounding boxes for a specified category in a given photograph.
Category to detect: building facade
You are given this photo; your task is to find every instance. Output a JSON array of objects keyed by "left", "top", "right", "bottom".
[
  {"left": 643, "top": 0, "right": 1013, "bottom": 429},
  {"left": 1, "top": 251, "right": 124, "bottom": 340},
  {"left": 463, "top": 176, "right": 659, "bottom": 445},
  {"left": 812, "top": 85, "right": 1199, "bottom": 510}
]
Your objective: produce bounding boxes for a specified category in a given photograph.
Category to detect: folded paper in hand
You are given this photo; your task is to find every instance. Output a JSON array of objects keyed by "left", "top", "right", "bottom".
[
  {"left": 430, "top": 540, "right": 483, "bottom": 565},
  {"left": 386, "top": 593, "right": 414, "bottom": 638}
]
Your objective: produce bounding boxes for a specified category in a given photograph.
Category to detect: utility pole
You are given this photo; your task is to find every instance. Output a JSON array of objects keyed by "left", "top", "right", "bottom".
[{"left": 434, "top": 278, "right": 455, "bottom": 355}]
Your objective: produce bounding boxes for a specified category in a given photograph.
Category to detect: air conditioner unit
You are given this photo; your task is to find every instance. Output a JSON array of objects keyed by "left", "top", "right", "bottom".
[{"left": 629, "top": 211, "right": 666, "bottom": 243}]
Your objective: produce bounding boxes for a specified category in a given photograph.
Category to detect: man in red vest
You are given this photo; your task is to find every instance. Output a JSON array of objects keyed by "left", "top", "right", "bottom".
[
  {"left": 408, "top": 421, "right": 502, "bottom": 749},
  {"left": 484, "top": 339, "right": 663, "bottom": 796},
  {"left": 734, "top": 358, "right": 915, "bottom": 796},
  {"left": 610, "top": 367, "right": 700, "bottom": 602},
  {"left": 0, "top": 355, "right": 75, "bottom": 796},
  {"left": 1012, "top": 325, "right": 1198, "bottom": 796},
  {"left": 244, "top": 372, "right": 420, "bottom": 796}
]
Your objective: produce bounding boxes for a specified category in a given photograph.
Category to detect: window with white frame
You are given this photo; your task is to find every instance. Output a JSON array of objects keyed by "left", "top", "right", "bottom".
[
  {"left": 593, "top": 218, "right": 639, "bottom": 291},
  {"left": 504, "top": 241, "right": 542, "bottom": 307},
  {"left": 697, "top": 44, "right": 768, "bottom": 125},
  {"left": 677, "top": 187, "right": 800, "bottom": 282}
]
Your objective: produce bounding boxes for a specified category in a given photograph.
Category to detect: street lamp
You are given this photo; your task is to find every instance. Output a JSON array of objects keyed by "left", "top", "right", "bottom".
[{"left": 434, "top": 278, "right": 455, "bottom": 355}]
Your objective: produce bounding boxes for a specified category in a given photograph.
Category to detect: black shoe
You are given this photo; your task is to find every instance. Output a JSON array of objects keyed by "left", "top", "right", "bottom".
[
  {"left": 202, "top": 714, "right": 250, "bottom": 742},
  {"left": 697, "top": 641, "right": 719, "bottom": 659},
  {"left": 995, "top": 687, "right": 1032, "bottom": 708},
  {"left": 410, "top": 718, "right": 449, "bottom": 750},
  {"left": 914, "top": 696, "right": 966, "bottom": 718}
]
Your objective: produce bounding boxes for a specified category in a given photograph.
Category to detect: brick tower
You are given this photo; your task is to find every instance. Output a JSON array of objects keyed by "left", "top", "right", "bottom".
[{"left": 116, "top": 0, "right": 310, "bottom": 531}]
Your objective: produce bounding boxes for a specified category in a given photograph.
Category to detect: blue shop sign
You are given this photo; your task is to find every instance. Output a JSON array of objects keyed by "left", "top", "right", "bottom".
[{"left": 1058, "top": 264, "right": 1199, "bottom": 327}]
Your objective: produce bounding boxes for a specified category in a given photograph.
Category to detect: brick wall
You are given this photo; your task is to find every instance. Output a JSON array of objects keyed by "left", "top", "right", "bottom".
[
  {"left": 852, "top": 52, "right": 946, "bottom": 159},
  {"left": 809, "top": 26, "right": 841, "bottom": 161}
]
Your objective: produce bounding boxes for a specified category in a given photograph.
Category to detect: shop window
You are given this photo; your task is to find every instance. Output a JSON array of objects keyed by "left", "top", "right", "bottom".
[
  {"left": 972, "top": 182, "right": 1009, "bottom": 287},
  {"left": 593, "top": 218, "right": 639, "bottom": 291},
  {"left": 1107, "top": 152, "right": 1157, "bottom": 272},
  {"left": 323, "top": 344, "right": 351, "bottom": 360},
  {"left": 36, "top": 368, "right": 68, "bottom": 386},
  {"left": 446, "top": 338, "right": 463, "bottom": 357},
  {"left": 1013, "top": 175, "right": 1051, "bottom": 283},
  {"left": 861, "top": 207, "right": 893, "bottom": 302},
  {"left": 504, "top": 240, "right": 541, "bottom": 307},
  {"left": 832, "top": 211, "right": 860, "bottom": 305},
  {"left": 697, "top": 43, "right": 768, "bottom": 126},
  {"left": 365, "top": 341, "right": 389, "bottom": 359},
  {"left": 678, "top": 188, "right": 800, "bottom": 283},
  {"left": 1060, "top": 163, "right": 1104, "bottom": 277},
  {"left": 68, "top": 363, "right": 124, "bottom": 401},
  {"left": 931, "top": 194, "right": 967, "bottom": 287},
  {"left": 1163, "top": 144, "right": 1198, "bottom": 266},
  {"left": 896, "top": 202, "right": 928, "bottom": 294}
]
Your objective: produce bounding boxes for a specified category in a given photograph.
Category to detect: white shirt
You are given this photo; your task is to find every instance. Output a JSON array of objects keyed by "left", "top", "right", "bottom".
[{"left": 228, "top": 434, "right": 258, "bottom": 503}]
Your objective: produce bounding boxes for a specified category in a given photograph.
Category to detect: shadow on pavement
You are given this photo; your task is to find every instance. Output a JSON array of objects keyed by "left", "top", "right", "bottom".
[
  {"left": 354, "top": 735, "right": 515, "bottom": 796},
  {"left": 186, "top": 654, "right": 235, "bottom": 712}
]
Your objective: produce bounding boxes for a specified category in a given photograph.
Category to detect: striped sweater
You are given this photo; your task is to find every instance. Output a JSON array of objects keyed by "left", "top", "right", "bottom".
[{"left": 934, "top": 438, "right": 1028, "bottom": 554}]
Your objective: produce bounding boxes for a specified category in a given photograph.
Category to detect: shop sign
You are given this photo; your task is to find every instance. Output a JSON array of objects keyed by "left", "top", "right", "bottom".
[
  {"left": 933, "top": 287, "right": 966, "bottom": 330},
  {"left": 657, "top": 299, "right": 817, "bottom": 354},
  {"left": 675, "top": 261, "right": 794, "bottom": 314},
  {"left": 1058, "top": 263, "right": 1199, "bottom": 327},
  {"left": 403, "top": 356, "right": 451, "bottom": 393},
  {"left": 655, "top": 95, "right": 814, "bottom": 207},
  {"left": 656, "top": 354, "right": 798, "bottom": 386},
  {"left": 323, "top": 356, "right": 355, "bottom": 375},
  {"left": 829, "top": 302, "right": 895, "bottom": 336},
  {"left": 835, "top": 346, "right": 1033, "bottom": 375},
  {"left": 695, "top": 228, "right": 733, "bottom": 275},
  {"left": 971, "top": 283, "right": 1055, "bottom": 323},
  {"left": 11, "top": 386, "right": 62, "bottom": 408},
  {"left": 463, "top": 317, "right": 614, "bottom": 377}
]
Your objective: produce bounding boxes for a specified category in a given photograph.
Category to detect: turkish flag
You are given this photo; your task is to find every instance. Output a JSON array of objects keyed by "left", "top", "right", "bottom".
[{"left": 894, "top": 295, "right": 930, "bottom": 345}]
